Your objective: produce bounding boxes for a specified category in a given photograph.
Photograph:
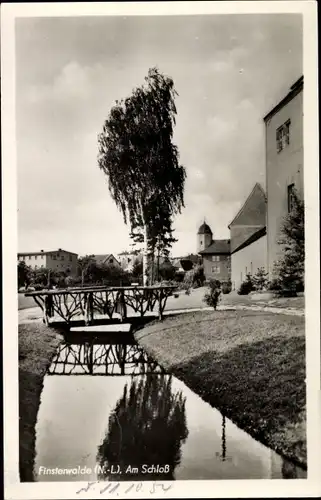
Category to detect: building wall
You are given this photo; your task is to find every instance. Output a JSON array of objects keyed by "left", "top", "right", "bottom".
[
  {"left": 46, "top": 250, "right": 78, "bottom": 276},
  {"left": 202, "top": 254, "right": 231, "bottom": 282},
  {"left": 18, "top": 253, "right": 47, "bottom": 270},
  {"left": 104, "top": 255, "right": 121, "bottom": 268},
  {"left": 231, "top": 235, "right": 267, "bottom": 291},
  {"left": 118, "top": 252, "right": 142, "bottom": 272},
  {"left": 265, "top": 90, "right": 303, "bottom": 276}
]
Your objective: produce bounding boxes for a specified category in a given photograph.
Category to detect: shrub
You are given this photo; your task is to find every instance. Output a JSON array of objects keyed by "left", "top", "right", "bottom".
[
  {"left": 221, "top": 280, "right": 232, "bottom": 294},
  {"left": 267, "top": 278, "right": 282, "bottom": 292},
  {"left": 252, "top": 267, "right": 269, "bottom": 291},
  {"left": 203, "top": 279, "right": 221, "bottom": 310},
  {"left": 237, "top": 274, "right": 254, "bottom": 295},
  {"left": 195, "top": 265, "right": 206, "bottom": 287},
  {"left": 158, "top": 260, "right": 176, "bottom": 281}
]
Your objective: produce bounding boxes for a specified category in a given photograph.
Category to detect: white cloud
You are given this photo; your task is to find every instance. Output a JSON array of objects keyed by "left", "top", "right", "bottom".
[{"left": 16, "top": 15, "right": 302, "bottom": 257}]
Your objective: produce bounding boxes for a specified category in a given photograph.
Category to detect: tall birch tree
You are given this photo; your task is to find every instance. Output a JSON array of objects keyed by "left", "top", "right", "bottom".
[{"left": 98, "top": 68, "right": 186, "bottom": 285}]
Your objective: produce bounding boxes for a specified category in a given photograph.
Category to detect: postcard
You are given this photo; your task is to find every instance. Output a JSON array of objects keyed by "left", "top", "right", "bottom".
[{"left": 2, "top": 1, "right": 320, "bottom": 498}]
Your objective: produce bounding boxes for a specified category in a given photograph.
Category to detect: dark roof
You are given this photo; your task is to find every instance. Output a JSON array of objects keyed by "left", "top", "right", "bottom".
[
  {"left": 92, "top": 254, "right": 120, "bottom": 265},
  {"left": 228, "top": 183, "right": 266, "bottom": 229},
  {"left": 18, "top": 249, "right": 78, "bottom": 256},
  {"left": 231, "top": 227, "right": 266, "bottom": 255},
  {"left": 199, "top": 239, "right": 230, "bottom": 255},
  {"left": 197, "top": 222, "right": 212, "bottom": 235},
  {"left": 264, "top": 76, "right": 303, "bottom": 122}
]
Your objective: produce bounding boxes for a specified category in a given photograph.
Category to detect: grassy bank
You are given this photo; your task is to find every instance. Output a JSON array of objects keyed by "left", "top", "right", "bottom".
[
  {"left": 135, "top": 309, "right": 306, "bottom": 467},
  {"left": 19, "top": 323, "right": 63, "bottom": 481}
]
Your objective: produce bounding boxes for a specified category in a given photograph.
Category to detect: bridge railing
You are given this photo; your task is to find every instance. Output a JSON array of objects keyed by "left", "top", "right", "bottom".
[{"left": 25, "top": 285, "right": 177, "bottom": 326}]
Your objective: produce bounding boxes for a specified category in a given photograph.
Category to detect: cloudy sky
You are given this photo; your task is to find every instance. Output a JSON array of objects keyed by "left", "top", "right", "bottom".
[{"left": 16, "top": 14, "right": 302, "bottom": 257}]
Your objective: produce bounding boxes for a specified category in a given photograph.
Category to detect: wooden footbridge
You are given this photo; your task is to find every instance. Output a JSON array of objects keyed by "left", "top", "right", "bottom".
[{"left": 25, "top": 285, "right": 177, "bottom": 326}]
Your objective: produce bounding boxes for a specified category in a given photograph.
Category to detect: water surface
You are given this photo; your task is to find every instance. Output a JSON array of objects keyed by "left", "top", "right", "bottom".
[{"left": 34, "top": 333, "right": 306, "bottom": 481}]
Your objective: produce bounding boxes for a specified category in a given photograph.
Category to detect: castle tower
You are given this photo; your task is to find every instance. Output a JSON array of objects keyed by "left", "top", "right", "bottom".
[{"left": 197, "top": 221, "right": 213, "bottom": 252}]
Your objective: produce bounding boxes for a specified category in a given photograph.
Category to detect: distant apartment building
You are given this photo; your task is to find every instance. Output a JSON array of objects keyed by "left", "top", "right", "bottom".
[
  {"left": 264, "top": 76, "right": 304, "bottom": 275},
  {"left": 18, "top": 249, "right": 78, "bottom": 276}
]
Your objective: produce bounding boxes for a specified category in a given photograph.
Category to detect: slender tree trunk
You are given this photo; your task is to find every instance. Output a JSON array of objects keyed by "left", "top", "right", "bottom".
[
  {"left": 142, "top": 223, "right": 148, "bottom": 286},
  {"left": 150, "top": 246, "right": 155, "bottom": 285},
  {"left": 139, "top": 198, "right": 149, "bottom": 287},
  {"left": 157, "top": 248, "right": 160, "bottom": 282}
]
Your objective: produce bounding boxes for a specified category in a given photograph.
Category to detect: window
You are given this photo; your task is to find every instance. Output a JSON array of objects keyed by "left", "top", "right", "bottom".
[
  {"left": 212, "top": 255, "right": 220, "bottom": 262},
  {"left": 61, "top": 255, "right": 64, "bottom": 260},
  {"left": 52, "top": 254, "right": 56, "bottom": 260},
  {"left": 29, "top": 256, "right": 31, "bottom": 260},
  {"left": 287, "top": 184, "right": 295, "bottom": 212},
  {"left": 69, "top": 255, "right": 72, "bottom": 262},
  {"left": 276, "top": 120, "right": 291, "bottom": 153},
  {"left": 212, "top": 265, "right": 220, "bottom": 274},
  {"left": 110, "top": 258, "right": 113, "bottom": 264},
  {"left": 41, "top": 255, "right": 44, "bottom": 259},
  {"left": 35, "top": 255, "right": 37, "bottom": 260}
]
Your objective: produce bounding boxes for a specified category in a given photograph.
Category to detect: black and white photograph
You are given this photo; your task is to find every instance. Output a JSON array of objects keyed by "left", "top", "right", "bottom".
[{"left": 2, "top": 1, "right": 320, "bottom": 499}]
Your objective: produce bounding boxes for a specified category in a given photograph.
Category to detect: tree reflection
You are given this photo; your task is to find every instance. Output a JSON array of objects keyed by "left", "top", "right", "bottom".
[{"left": 96, "top": 374, "right": 188, "bottom": 480}]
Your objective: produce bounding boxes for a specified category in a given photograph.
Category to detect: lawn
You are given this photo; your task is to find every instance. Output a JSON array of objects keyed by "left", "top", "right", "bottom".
[
  {"left": 135, "top": 309, "right": 306, "bottom": 468},
  {"left": 164, "top": 287, "right": 304, "bottom": 313},
  {"left": 19, "top": 323, "right": 63, "bottom": 481}
]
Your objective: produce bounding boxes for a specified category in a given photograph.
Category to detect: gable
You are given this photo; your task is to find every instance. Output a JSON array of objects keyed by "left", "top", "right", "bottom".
[{"left": 229, "top": 183, "right": 266, "bottom": 228}]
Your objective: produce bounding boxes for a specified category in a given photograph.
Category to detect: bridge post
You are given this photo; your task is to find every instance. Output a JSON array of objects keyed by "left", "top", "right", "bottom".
[
  {"left": 84, "top": 292, "right": 94, "bottom": 326},
  {"left": 43, "top": 295, "right": 53, "bottom": 326},
  {"left": 116, "top": 290, "right": 127, "bottom": 322}
]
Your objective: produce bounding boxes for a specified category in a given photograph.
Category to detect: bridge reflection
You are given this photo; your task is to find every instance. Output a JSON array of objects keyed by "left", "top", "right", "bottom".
[{"left": 47, "top": 341, "right": 166, "bottom": 376}]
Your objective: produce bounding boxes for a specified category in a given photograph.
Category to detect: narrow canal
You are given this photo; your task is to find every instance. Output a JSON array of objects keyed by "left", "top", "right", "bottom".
[{"left": 34, "top": 325, "right": 306, "bottom": 482}]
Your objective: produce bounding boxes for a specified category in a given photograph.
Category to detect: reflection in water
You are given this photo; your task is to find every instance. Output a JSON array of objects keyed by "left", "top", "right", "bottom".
[
  {"left": 47, "top": 341, "right": 165, "bottom": 376},
  {"left": 96, "top": 374, "right": 188, "bottom": 480},
  {"left": 33, "top": 338, "right": 307, "bottom": 482}
]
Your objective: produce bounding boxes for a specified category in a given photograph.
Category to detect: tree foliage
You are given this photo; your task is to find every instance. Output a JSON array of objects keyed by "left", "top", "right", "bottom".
[
  {"left": 273, "top": 189, "right": 304, "bottom": 293},
  {"left": 98, "top": 67, "right": 186, "bottom": 284},
  {"left": 96, "top": 374, "right": 188, "bottom": 481},
  {"left": 77, "top": 255, "right": 96, "bottom": 286},
  {"left": 203, "top": 279, "right": 221, "bottom": 309},
  {"left": 77, "top": 256, "right": 130, "bottom": 286},
  {"left": 17, "top": 261, "right": 32, "bottom": 288},
  {"left": 237, "top": 274, "right": 254, "bottom": 295},
  {"left": 183, "top": 264, "right": 205, "bottom": 291},
  {"left": 252, "top": 267, "right": 269, "bottom": 291}
]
